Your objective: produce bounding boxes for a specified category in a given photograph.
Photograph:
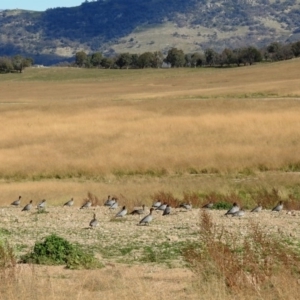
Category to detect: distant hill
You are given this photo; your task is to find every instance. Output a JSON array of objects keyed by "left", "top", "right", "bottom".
[{"left": 0, "top": 0, "right": 300, "bottom": 64}]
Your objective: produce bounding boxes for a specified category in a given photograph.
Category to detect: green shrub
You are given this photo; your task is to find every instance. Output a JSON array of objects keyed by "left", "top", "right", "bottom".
[
  {"left": 212, "top": 201, "right": 232, "bottom": 210},
  {"left": 21, "top": 234, "right": 102, "bottom": 269}
]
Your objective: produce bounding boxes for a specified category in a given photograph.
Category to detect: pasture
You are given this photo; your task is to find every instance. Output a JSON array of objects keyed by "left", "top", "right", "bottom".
[{"left": 1, "top": 59, "right": 300, "bottom": 299}]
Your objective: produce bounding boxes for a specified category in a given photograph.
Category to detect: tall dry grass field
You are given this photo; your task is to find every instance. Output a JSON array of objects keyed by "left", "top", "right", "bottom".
[{"left": 1, "top": 59, "right": 300, "bottom": 181}]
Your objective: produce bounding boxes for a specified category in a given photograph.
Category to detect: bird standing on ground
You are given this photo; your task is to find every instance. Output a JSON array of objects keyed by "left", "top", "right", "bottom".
[
  {"left": 22, "top": 200, "right": 33, "bottom": 211},
  {"left": 162, "top": 204, "right": 171, "bottom": 216},
  {"left": 109, "top": 199, "right": 118, "bottom": 210},
  {"left": 202, "top": 202, "right": 213, "bottom": 209},
  {"left": 251, "top": 203, "right": 262, "bottom": 213},
  {"left": 156, "top": 202, "right": 167, "bottom": 211},
  {"left": 11, "top": 196, "right": 21, "bottom": 206},
  {"left": 225, "top": 202, "right": 240, "bottom": 216},
  {"left": 232, "top": 208, "right": 245, "bottom": 217},
  {"left": 139, "top": 208, "right": 154, "bottom": 225},
  {"left": 152, "top": 200, "right": 161, "bottom": 208},
  {"left": 37, "top": 199, "right": 46, "bottom": 210},
  {"left": 130, "top": 205, "right": 145, "bottom": 215},
  {"left": 80, "top": 200, "right": 92, "bottom": 209},
  {"left": 89, "top": 213, "right": 98, "bottom": 228},
  {"left": 180, "top": 203, "right": 193, "bottom": 210},
  {"left": 115, "top": 206, "right": 127, "bottom": 217},
  {"left": 272, "top": 201, "right": 283, "bottom": 212},
  {"left": 63, "top": 198, "right": 74, "bottom": 207},
  {"left": 104, "top": 195, "right": 112, "bottom": 206}
]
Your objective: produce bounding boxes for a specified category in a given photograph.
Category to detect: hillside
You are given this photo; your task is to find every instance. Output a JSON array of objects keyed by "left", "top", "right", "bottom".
[{"left": 0, "top": 0, "right": 300, "bottom": 64}]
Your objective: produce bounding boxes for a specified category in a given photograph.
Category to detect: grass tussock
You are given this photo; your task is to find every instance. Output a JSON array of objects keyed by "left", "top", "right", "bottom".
[{"left": 184, "top": 210, "right": 300, "bottom": 298}]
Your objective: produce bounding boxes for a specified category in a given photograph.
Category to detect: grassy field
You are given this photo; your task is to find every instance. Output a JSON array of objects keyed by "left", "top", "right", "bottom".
[{"left": 1, "top": 59, "right": 300, "bottom": 299}]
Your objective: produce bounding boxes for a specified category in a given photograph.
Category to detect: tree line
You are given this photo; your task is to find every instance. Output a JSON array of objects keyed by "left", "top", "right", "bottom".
[
  {"left": 0, "top": 55, "right": 33, "bottom": 73},
  {"left": 72, "top": 40, "right": 300, "bottom": 69},
  {"left": 1, "top": 40, "right": 299, "bottom": 73}
]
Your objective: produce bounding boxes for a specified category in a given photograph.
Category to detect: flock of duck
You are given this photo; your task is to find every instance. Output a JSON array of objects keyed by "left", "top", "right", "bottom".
[{"left": 9, "top": 195, "right": 285, "bottom": 228}]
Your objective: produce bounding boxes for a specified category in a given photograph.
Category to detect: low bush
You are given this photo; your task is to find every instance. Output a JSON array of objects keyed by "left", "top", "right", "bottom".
[{"left": 21, "top": 234, "right": 102, "bottom": 269}]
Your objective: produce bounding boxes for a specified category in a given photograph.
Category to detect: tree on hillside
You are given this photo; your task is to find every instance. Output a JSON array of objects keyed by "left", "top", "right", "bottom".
[
  {"left": 0, "top": 57, "right": 13, "bottom": 73},
  {"left": 90, "top": 52, "right": 103, "bottom": 67},
  {"left": 101, "top": 57, "right": 115, "bottom": 69},
  {"left": 204, "top": 48, "right": 219, "bottom": 66},
  {"left": 115, "top": 53, "right": 132, "bottom": 69},
  {"left": 137, "top": 52, "right": 155, "bottom": 68},
  {"left": 220, "top": 48, "right": 234, "bottom": 66},
  {"left": 130, "top": 54, "right": 139, "bottom": 69},
  {"left": 190, "top": 52, "right": 204, "bottom": 67},
  {"left": 165, "top": 48, "right": 185, "bottom": 67},
  {"left": 238, "top": 46, "right": 262, "bottom": 65},
  {"left": 75, "top": 51, "right": 88, "bottom": 67},
  {"left": 292, "top": 41, "right": 300, "bottom": 57},
  {"left": 0, "top": 55, "right": 33, "bottom": 73},
  {"left": 152, "top": 51, "right": 164, "bottom": 68}
]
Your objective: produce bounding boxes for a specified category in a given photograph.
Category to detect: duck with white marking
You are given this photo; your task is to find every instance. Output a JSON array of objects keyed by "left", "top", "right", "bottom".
[
  {"left": 63, "top": 198, "right": 74, "bottom": 207},
  {"left": 80, "top": 200, "right": 92, "bottom": 209},
  {"left": 202, "top": 202, "right": 213, "bottom": 209},
  {"left": 232, "top": 208, "right": 245, "bottom": 217},
  {"left": 11, "top": 196, "right": 21, "bottom": 207},
  {"left": 162, "top": 204, "right": 171, "bottom": 216},
  {"left": 251, "top": 203, "right": 262, "bottom": 213},
  {"left": 37, "top": 199, "right": 46, "bottom": 210},
  {"left": 89, "top": 213, "right": 98, "bottom": 228},
  {"left": 130, "top": 205, "right": 145, "bottom": 215},
  {"left": 225, "top": 202, "right": 240, "bottom": 216},
  {"left": 272, "top": 201, "right": 283, "bottom": 212},
  {"left": 115, "top": 205, "right": 127, "bottom": 217},
  {"left": 22, "top": 200, "right": 33, "bottom": 212},
  {"left": 156, "top": 202, "right": 167, "bottom": 211},
  {"left": 139, "top": 208, "right": 154, "bottom": 225}
]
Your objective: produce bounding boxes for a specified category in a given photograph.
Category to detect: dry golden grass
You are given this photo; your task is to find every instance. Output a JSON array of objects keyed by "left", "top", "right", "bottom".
[
  {"left": 1, "top": 59, "right": 300, "bottom": 180},
  {"left": 1, "top": 264, "right": 199, "bottom": 300}
]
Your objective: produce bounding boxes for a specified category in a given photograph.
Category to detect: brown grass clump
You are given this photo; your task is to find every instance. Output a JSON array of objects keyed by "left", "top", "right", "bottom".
[
  {"left": 181, "top": 192, "right": 202, "bottom": 208},
  {"left": 81, "top": 191, "right": 101, "bottom": 207},
  {"left": 184, "top": 209, "right": 300, "bottom": 298},
  {"left": 283, "top": 194, "right": 300, "bottom": 211},
  {"left": 253, "top": 188, "right": 282, "bottom": 209},
  {"left": 151, "top": 191, "right": 179, "bottom": 208}
]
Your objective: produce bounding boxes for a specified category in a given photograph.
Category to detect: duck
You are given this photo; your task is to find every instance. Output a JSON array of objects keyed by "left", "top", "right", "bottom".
[
  {"left": 80, "top": 200, "right": 92, "bottom": 209},
  {"left": 156, "top": 202, "right": 167, "bottom": 211},
  {"left": 109, "top": 199, "right": 118, "bottom": 210},
  {"left": 272, "top": 201, "right": 283, "bottom": 212},
  {"left": 130, "top": 205, "right": 145, "bottom": 215},
  {"left": 162, "top": 204, "right": 171, "bottom": 216},
  {"left": 89, "top": 213, "right": 98, "bottom": 228},
  {"left": 202, "top": 202, "right": 213, "bottom": 209},
  {"left": 104, "top": 195, "right": 113, "bottom": 206},
  {"left": 225, "top": 202, "right": 240, "bottom": 216},
  {"left": 251, "top": 203, "right": 262, "bottom": 213},
  {"left": 232, "top": 208, "right": 245, "bottom": 217},
  {"left": 11, "top": 196, "right": 21, "bottom": 206},
  {"left": 63, "top": 198, "right": 74, "bottom": 207},
  {"left": 152, "top": 200, "right": 161, "bottom": 208},
  {"left": 37, "top": 199, "right": 46, "bottom": 210},
  {"left": 139, "top": 208, "right": 154, "bottom": 225},
  {"left": 22, "top": 200, "right": 33, "bottom": 211},
  {"left": 179, "top": 203, "right": 193, "bottom": 210},
  {"left": 115, "top": 206, "right": 127, "bottom": 217}
]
